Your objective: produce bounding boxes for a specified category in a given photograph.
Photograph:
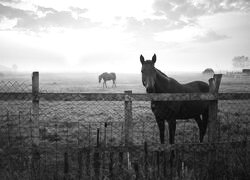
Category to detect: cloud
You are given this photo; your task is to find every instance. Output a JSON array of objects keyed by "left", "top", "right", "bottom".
[
  {"left": 37, "top": 6, "right": 57, "bottom": 13},
  {"left": 0, "top": 3, "right": 100, "bottom": 31},
  {"left": 125, "top": 17, "right": 189, "bottom": 36},
  {"left": 0, "top": 3, "right": 33, "bottom": 19},
  {"left": 125, "top": 0, "right": 249, "bottom": 41},
  {"left": 193, "top": 30, "right": 230, "bottom": 43},
  {"left": 0, "top": 0, "right": 21, "bottom": 3},
  {"left": 69, "top": 7, "right": 88, "bottom": 14},
  {"left": 153, "top": 0, "right": 250, "bottom": 20},
  {"left": 149, "top": 0, "right": 250, "bottom": 32},
  {"left": 16, "top": 10, "right": 99, "bottom": 30}
]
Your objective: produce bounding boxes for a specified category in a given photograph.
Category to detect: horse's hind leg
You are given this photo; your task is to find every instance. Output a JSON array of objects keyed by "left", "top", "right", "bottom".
[{"left": 195, "top": 116, "right": 204, "bottom": 142}]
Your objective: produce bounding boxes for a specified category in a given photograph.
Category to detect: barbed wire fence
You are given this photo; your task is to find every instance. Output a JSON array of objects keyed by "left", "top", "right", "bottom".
[{"left": 0, "top": 72, "right": 249, "bottom": 179}]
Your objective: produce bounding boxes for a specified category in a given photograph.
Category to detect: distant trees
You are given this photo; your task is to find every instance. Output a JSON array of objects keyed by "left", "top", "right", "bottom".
[
  {"left": 232, "top": 56, "right": 250, "bottom": 69},
  {"left": 202, "top": 68, "right": 214, "bottom": 75}
]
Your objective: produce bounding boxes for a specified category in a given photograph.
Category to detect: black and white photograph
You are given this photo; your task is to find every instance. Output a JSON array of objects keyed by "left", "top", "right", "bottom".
[{"left": 0, "top": 0, "right": 249, "bottom": 179}]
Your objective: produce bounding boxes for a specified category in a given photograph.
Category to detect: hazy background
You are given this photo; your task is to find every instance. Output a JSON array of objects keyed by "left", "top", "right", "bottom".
[{"left": 0, "top": 0, "right": 249, "bottom": 74}]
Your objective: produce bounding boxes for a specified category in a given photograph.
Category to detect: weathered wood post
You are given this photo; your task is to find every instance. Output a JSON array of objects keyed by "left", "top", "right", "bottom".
[
  {"left": 94, "top": 128, "right": 100, "bottom": 180},
  {"left": 208, "top": 74, "right": 222, "bottom": 178},
  {"left": 144, "top": 142, "right": 148, "bottom": 179},
  {"left": 208, "top": 74, "right": 222, "bottom": 142},
  {"left": 31, "top": 72, "right": 40, "bottom": 178},
  {"left": 124, "top": 90, "right": 133, "bottom": 145},
  {"left": 32, "top": 72, "right": 39, "bottom": 144},
  {"left": 124, "top": 90, "right": 133, "bottom": 169}
]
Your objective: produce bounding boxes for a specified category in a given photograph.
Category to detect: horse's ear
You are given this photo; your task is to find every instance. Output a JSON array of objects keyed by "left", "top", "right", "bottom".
[
  {"left": 140, "top": 55, "right": 145, "bottom": 64},
  {"left": 152, "top": 54, "right": 156, "bottom": 63}
]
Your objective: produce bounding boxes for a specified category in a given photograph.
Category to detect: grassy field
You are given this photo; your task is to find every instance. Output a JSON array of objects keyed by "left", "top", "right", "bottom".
[
  {"left": 0, "top": 72, "right": 250, "bottom": 179},
  {"left": 1, "top": 71, "right": 250, "bottom": 93},
  {"left": 1, "top": 72, "right": 250, "bottom": 143}
]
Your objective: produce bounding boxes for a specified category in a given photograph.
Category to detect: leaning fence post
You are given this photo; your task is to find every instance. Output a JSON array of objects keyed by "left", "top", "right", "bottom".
[
  {"left": 208, "top": 74, "right": 222, "bottom": 142},
  {"left": 32, "top": 72, "right": 39, "bottom": 144},
  {"left": 208, "top": 74, "right": 222, "bottom": 179},
  {"left": 124, "top": 90, "right": 133, "bottom": 170}
]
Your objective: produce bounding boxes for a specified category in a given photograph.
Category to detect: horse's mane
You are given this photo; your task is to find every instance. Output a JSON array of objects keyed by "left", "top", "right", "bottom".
[
  {"left": 155, "top": 68, "right": 168, "bottom": 78},
  {"left": 155, "top": 67, "right": 182, "bottom": 86}
]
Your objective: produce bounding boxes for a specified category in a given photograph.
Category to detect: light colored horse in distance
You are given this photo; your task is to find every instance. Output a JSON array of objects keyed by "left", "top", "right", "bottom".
[{"left": 98, "top": 72, "right": 116, "bottom": 88}]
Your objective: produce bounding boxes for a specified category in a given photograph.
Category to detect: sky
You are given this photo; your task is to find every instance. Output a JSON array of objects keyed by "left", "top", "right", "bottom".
[{"left": 0, "top": 0, "right": 249, "bottom": 73}]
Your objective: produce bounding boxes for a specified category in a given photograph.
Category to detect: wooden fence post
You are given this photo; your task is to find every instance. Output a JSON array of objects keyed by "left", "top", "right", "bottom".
[
  {"left": 31, "top": 72, "right": 40, "bottom": 179},
  {"left": 124, "top": 90, "right": 133, "bottom": 145},
  {"left": 94, "top": 128, "right": 100, "bottom": 179},
  {"left": 208, "top": 74, "right": 222, "bottom": 142},
  {"left": 124, "top": 90, "right": 133, "bottom": 170},
  {"left": 32, "top": 72, "right": 39, "bottom": 145},
  {"left": 208, "top": 74, "right": 222, "bottom": 179}
]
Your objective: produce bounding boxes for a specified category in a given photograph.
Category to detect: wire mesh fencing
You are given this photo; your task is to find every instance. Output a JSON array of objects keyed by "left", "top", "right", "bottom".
[
  {"left": 0, "top": 80, "right": 31, "bottom": 93},
  {"left": 0, "top": 74, "right": 250, "bottom": 179},
  {"left": 0, "top": 96, "right": 249, "bottom": 179}
]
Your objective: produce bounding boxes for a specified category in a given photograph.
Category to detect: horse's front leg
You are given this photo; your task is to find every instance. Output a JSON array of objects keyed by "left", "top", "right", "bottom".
[
  {"left": 156, "top": 117, "right": 165, "bottom": 144},
  {"left": 103, "top": 81, "right": 107, "bottom": 88},
  {"left": 167, "top": 119, "right": 176, "bottom": 144},
  {"left": 195, "top": 116, "right": 204, "bottom": 143}
]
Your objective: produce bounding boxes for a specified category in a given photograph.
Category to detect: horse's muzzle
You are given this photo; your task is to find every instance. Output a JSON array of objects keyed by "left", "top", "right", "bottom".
[{"left": 146, "top": 87, "right": 154, "bottom": 93}]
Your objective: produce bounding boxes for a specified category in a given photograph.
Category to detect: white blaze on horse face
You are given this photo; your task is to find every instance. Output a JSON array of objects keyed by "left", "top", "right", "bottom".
[
  {"left": 141, "top": 64, "right": 156, "bottom": 93},
  {"left": 145, "top": 76, "right": 155, "bottom": 92}
]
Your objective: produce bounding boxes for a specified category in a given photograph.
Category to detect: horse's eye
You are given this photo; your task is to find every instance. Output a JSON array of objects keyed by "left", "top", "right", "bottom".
[{"left": 141, "top": 70, "right": 144, "bottom": 73}]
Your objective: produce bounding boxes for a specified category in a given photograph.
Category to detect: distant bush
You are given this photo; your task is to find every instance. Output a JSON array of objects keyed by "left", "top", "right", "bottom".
[{"left": 202, "top": 68, "right": 214, "bottom": 75}]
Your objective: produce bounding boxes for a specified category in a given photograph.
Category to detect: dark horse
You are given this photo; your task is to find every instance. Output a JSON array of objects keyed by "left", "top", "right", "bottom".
[
  {"left": 140, "top": 54, "right": 209, "bottom": 144},
  {"left": 99, "top": 72, "right": 116, "bottom": 88}
]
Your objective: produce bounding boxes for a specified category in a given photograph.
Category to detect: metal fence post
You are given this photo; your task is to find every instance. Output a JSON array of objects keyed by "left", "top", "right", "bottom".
[{"left": 32, "top": 72, "right": 39, "bottom": 145}]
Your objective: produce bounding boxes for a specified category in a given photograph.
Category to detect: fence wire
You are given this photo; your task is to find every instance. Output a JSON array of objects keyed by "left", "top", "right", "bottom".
[{"left": 0, "top": 80, "right": 31, "bottom": 93}]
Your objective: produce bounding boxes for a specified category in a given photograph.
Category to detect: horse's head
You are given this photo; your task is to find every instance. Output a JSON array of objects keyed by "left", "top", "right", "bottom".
[{"left": 140, "top": 54, "right": 157, "bottom": 93}]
